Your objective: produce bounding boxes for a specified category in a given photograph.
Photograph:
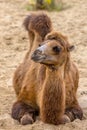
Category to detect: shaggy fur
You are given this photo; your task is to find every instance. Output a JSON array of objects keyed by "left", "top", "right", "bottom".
[
  {"left": 23, "top": 13, "right": 52, "bottom": 53},
  {"left": 11, "top": 13, "right": 83, "bottom": 125}
]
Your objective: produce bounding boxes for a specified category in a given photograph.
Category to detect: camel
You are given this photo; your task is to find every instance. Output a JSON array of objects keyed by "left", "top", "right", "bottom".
[{"left": 11, "top": 13, "right": 83, "bottom": 125}]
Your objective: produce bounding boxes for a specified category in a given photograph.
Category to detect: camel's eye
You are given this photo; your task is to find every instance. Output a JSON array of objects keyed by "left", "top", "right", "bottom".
[{"left": 52, "top": 46, "right": 61, "bottom": 54}]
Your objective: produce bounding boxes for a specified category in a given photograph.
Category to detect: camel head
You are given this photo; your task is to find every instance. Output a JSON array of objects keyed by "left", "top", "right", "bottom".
[{"left": 31, "top": 31, "right": 74, "bottom": 67}]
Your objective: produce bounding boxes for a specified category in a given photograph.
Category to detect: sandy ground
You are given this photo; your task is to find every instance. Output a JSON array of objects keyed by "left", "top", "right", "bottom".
[{"left": 0, "top": 0, "right": 87, "bottom": 130}]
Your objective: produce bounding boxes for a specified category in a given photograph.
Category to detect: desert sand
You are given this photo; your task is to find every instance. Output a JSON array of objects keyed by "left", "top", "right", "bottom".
[{"left": 0, "top": 0, "right": 87, "bottom": 130}]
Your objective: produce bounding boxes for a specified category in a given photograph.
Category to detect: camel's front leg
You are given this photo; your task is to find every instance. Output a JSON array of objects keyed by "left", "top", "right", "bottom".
[
  {"left": 11, "top": 101, "right": 38, "bottom": 125},
  {"left": 12, "top": 82, "right": 39, "bottom": 125},
  {"left": 65, "top": 101, "right": 83, "bottom": 121}
]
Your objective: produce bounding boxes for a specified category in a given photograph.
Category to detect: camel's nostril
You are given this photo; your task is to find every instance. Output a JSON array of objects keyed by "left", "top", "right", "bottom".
[{"left": 34, "top": 49, "right": 42, "bottom": 55}]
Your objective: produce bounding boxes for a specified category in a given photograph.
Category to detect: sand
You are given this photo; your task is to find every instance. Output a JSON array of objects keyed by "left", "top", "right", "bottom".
[{"left": 0, "top": 0, "right": 87, "bottom": 129}]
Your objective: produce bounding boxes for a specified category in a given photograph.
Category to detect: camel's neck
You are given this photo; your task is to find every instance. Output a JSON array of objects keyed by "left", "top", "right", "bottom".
[
  {"left": 46, "top": 64, "right": 65, "bottom": 80},
  {"left": 40, "top": 64, "right": 66, "bottom": 124}
]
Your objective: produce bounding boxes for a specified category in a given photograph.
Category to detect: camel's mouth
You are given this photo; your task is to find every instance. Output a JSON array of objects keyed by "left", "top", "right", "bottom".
[
  {"left": 31, "top": 55, "right": 46, "bottom": 63},
  {"left": 31, "top": 53, "right": 47, "bottom": 63}
]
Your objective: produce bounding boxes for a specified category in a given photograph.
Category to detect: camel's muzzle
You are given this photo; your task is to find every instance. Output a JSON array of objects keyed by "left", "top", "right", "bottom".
[{"left": 31, "top": 49, "right": 46, "bottom": 63}]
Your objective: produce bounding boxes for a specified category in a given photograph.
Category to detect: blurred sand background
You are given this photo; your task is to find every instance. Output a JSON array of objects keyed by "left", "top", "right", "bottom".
[{"left": 0, "top": 0, "right": 87, "bottom": 129}]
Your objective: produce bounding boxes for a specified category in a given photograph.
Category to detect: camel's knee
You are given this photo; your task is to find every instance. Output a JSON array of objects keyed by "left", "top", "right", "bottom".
[
  {"left": 65, "top": 105, "right": 83, "bottom": 121},
  {"left": 11, "top": 101, "right": 38, "bottom": 125}
]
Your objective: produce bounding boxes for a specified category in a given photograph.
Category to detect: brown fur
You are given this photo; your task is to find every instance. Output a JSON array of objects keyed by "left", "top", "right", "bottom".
[
  {"left": 13, "top": 13, "right": 52, "bottom": 95},
  {"left": 12, "top": 13, "right": 83, "bottom": 125},
  {"left": 23, "top": 13, "right": 52, "bottom": 53}
]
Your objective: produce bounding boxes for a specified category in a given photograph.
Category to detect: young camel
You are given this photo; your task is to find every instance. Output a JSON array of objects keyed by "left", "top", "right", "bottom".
[{"left": 12, "top": 13, "right": 83, "bottom": 125}]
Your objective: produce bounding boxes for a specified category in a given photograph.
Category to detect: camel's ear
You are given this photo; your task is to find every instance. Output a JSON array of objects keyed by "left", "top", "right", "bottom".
[{"left": 67, "top": 45, "right": 75, "bottom": 52}]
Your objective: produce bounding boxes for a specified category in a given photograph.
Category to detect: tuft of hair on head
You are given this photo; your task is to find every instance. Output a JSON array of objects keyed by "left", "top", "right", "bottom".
[{"left": 45, "top": 31, "right": 75, "bottom": 52}]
